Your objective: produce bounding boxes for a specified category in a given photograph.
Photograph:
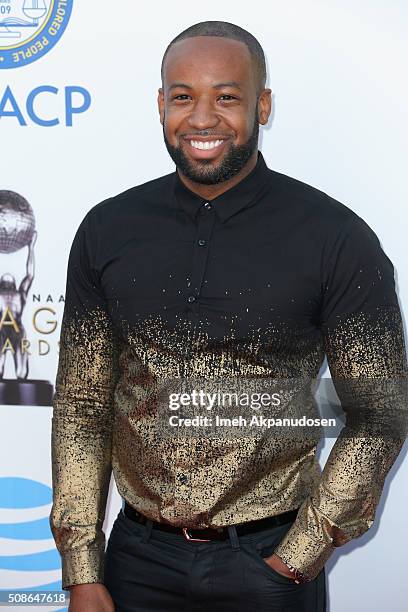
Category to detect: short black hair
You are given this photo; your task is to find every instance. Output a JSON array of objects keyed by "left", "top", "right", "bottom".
[{"left": 161, "top": 21, "right": 267, "bottom": 93}]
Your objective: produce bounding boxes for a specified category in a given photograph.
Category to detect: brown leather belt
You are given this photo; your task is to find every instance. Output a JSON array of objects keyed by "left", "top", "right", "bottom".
[{"left": 123, "top": 501, "right": 299, "bottom": 542}]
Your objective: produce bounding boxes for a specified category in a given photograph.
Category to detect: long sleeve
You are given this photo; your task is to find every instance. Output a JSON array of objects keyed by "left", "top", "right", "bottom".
[
  {"left": 49, "top": 209, "right": 121, "bottom": 589},
  {"left": 274, "top": 213, "right": 408, "bottom": 579}
]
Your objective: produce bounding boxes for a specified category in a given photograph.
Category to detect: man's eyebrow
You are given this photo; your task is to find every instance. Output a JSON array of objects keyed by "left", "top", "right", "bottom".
[
  {"left": 213, "top": 81, "right": 242, "bottom": 90},
  {"left": 167, "top": 81, "right": 242, "bottom": 91},
  {"left": 168, "top": 83, "right": 193, "bottom": 91}
]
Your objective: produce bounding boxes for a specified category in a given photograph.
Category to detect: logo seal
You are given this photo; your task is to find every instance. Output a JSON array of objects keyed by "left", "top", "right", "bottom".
[{"left": 0, "top": 1, "right": 73, "bottom": 69}]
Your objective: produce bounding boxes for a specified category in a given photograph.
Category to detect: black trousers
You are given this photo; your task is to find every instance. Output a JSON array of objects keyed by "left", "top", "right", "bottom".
[{"left": 104, "top": 509, "right": 327, "bottom": 612}]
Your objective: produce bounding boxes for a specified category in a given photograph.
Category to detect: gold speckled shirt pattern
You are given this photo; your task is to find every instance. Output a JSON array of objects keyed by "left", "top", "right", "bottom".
[{"left": 49, "top": 152, "right": 408, "bottom": 589}]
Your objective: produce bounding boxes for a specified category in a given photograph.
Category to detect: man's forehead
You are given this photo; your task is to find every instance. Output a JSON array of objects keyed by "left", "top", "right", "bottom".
[{"left": 163, "top": 36, "right": 253, "bottom": 83}]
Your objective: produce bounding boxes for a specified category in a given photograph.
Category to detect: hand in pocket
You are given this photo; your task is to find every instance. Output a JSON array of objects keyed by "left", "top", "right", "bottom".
[{"left": 262, "top": 553, "right": 296, "bottom": 580}]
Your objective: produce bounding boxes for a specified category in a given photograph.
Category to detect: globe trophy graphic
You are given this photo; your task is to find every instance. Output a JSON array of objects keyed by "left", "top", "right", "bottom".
[{"left": 0, "top": 190, "right": 53, "bottom": 406}]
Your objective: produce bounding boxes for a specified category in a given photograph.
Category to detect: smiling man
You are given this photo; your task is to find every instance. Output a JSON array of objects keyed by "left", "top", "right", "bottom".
[
  {"left": 50, "top": 21, "right": 407, "bottom": 612},
  {"left": 160, "top": 32, "right": 268, "bottom": 195}
]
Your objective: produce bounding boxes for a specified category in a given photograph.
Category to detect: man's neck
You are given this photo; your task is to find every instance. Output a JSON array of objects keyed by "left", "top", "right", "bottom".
[{"left": 177, "top": 150, "right": 259, "bottom": 201}]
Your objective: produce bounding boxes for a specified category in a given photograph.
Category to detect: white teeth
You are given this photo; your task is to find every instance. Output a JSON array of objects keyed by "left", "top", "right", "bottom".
[{"left": 190, "top": 139, "right": 224, "bottom": 150}]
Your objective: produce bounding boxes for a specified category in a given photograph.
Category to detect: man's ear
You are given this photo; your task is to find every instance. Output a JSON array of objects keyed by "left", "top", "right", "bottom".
[
  {"left": 257, "top": 88, "right": 272, "bottom": 126},
  {"left": 158, "top": 88, "right": 165, "bottom": 125}
]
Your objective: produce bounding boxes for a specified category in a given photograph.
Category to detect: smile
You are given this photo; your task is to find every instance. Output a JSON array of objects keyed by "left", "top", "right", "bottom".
[{"left": 189, "top": 139, "right": 224, "bottom": 150}]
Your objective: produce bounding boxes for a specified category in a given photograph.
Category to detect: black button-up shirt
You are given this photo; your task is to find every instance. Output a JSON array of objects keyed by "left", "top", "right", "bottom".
[{"left": 50, "top": 151, "right": 407, "bottom": 589}]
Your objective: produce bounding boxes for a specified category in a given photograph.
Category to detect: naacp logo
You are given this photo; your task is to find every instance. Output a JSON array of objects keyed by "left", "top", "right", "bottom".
[{"left": 0, "top": 0, "right": 73, "bottom": 69}]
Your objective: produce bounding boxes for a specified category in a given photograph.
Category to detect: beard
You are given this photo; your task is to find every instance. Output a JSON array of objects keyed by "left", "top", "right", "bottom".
[{"left": 162, "top": 112, "right": 259, "bottom": 185}]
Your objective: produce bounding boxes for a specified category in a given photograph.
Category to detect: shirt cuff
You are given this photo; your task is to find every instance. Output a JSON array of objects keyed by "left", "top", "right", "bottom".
[
  {"left": 273, "top": 518, "right": 336, "bottom": 580},
  {"left": 60, "top": 545, "right": 105, "bottom": 590}
]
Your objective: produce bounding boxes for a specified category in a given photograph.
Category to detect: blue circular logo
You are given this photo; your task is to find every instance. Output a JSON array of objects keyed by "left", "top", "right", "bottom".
[{"left": 0, "top": 1, "right": 73, "bottom": 69}]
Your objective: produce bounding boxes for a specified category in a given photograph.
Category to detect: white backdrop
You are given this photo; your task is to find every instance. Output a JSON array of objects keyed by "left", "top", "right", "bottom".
[{"left": 1, "top": 1, "right": 407, "bottom": 610}]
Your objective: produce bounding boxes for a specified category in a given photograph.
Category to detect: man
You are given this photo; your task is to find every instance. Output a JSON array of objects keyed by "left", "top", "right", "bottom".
[{"left": 50, "top": 21, "right": 407, "bottom": 612}]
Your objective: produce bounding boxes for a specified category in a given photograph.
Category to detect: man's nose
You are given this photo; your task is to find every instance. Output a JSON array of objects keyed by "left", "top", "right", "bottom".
[{"left": 187, "top": 98, "right": 218, "bottom": 130}]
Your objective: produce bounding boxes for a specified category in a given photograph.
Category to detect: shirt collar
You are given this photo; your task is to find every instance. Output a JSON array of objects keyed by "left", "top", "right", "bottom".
[{"left": 173, "top": 150, "right": 272, "bottom": 223}]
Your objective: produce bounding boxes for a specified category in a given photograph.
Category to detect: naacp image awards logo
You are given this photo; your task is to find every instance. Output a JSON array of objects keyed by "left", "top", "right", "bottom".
[{"left": 0, "top": 0, "right": 73, "bottom": 69}]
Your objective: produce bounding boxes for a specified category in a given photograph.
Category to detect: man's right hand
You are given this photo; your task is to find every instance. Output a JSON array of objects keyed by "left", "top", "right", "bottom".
[{"left": 68, "top": 583, "right": 115, "bottom": 612}]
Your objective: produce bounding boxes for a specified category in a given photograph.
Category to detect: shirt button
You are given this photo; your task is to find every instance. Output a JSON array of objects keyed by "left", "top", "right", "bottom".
[
  {"left": 204, "top": 202, "right": 212, "bottom": 210},
  {"left": 179, "top": 474, "right": 188, "bottom": 484},
  {"left": 198, "top": 239, "right": 206, "bottom": 246},
  {"left": 187, "top": 295, "right": 196, "bottom": 303}
]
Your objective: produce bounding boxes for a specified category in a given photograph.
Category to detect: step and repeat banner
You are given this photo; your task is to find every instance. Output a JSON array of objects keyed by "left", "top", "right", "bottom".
[{"left": 1, "top": 2, "right": 407, "bottom": 611}]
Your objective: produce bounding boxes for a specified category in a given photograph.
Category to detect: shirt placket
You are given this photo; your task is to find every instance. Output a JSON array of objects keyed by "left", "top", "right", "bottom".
[
  {"left": 174, "top": 202, "right": 216, "bottom": 518},
  {"left": 186, "top": 201, "right": 216, "bottom": 318}
]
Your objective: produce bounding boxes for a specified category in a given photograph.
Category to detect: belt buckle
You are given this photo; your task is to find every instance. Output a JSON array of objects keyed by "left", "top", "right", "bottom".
[{"left": 182, "top": 527, "right": 212, "bottom": 542}]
